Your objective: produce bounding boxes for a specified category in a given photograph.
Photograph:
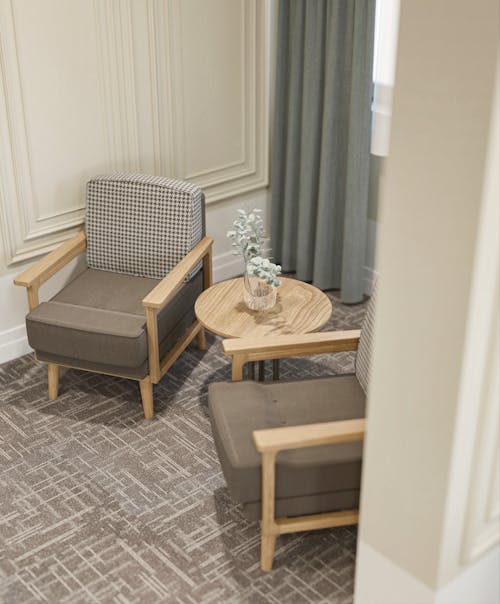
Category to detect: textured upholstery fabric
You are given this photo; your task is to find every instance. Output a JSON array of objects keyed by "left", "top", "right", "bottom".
[
  {"left": 35, "top": 304, "right": 196, "bottom": 380},
  {"left": 355, "top": 283, "right": 377, "bottom": 393},
  {"left": 28, "top": 302, "right": 148, "bottom": 368},
  {"left": 26, "top": 269, "right": 203, "bottom": 375},
  {"left": 86, "top": 174, "right": 204, "bottom": 280},
  {"left": 208, "top": 376, "right": 365, "bottom": 507},
  {"left": 53, "top": 268, "right": 160, "bottom": 315},
  {"left": 242, "top": 490, "right": 360, "bottom": 521}
]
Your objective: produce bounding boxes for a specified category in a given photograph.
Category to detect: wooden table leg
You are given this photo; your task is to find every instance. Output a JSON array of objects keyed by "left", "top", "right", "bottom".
[
  {"left": 248, "top": 362, "right": 255, "bottom": 380},
  {"left": 272, "top": 359, "right": 280, "bottom": 381}
]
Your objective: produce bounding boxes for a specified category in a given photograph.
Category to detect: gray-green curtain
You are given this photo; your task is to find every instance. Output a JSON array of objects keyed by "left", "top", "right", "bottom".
[{"left": 271, "top": 0, "right": 375, "bottom": 303}]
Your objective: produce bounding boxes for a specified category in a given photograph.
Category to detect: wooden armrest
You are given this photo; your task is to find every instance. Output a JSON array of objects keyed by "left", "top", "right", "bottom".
[
  {"left": 142, "top": 235, "right": 213, "bottom": 383},
  {"left": 253, "top": 418, "right": 365, "bottom": 454},
  {"left": 142, "top": 237, "right": 214, "bottom": 310},
  {"left": 13, "top": 231, "right": 86, "bottom": 289},
  {"left": 142, "top": 236, "right": 214, "bottom": 311},
  {"left": 223, "top": 330, "right": 361, "bottom": 362}
]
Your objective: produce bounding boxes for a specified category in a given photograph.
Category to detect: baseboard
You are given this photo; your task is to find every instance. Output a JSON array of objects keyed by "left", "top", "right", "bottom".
[
  {"left": 0, "top": 324, "right": 31, "bottom": 364},
  {"left": 213, "top": 251, "right": 244, "bottom": 282}
]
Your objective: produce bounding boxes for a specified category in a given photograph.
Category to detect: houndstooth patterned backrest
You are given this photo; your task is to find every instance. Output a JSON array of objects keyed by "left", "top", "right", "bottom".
[
  {"left": 355, "top": 282, "right": 377, "bottom": 394},
  {"left": 86, "top": 174, "right": 204, "bottom": 280}
]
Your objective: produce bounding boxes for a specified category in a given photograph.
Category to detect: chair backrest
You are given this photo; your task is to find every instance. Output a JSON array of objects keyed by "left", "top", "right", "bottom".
[
  {"left": 86, "top": 173, "right": 204, "bottom": 280},
  {"left": 355, "top": 283, "right": 377, "bottom": 394}
]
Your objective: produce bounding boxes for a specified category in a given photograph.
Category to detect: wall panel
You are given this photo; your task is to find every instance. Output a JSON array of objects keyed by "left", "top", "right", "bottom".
[
  {"left": 0, "top": 0, "right": 270, "bottom": 269},
  {"left": 145, "top": 0, "right": 269, "bottom": 202}
]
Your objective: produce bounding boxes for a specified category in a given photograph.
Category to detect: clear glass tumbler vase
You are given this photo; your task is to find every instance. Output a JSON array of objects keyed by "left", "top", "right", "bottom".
[{"left": 243, "top": 269, "right": 277, "bottom": 311}]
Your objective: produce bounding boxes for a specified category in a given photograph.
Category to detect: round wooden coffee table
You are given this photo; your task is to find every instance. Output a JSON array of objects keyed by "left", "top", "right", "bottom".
[{"left": 195, "top": 277, "right": 332, "bottom": 379}]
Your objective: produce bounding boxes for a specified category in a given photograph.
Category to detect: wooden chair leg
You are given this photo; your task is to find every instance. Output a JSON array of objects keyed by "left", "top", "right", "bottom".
[
  {"left": 231, "top": 356, "right": 246, "bottom": 381},
  {"left": 196, "top": 326, "right": 206, "bottom": 350},
  {"left": 261, "top": 534, "right": 277, "bottom": 572},
  {"left": 261, "top": 450, "right": 277, "bottom": 571},
  {"left": 47, "top": 364, "right": 59, "bottom": 400},
  {"left": 139, "top": 376, "right": 154, "bottom": 419}
]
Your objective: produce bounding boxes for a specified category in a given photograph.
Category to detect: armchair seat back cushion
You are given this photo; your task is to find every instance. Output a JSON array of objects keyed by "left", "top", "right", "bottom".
[
  {"left": 86, "top": 174, "right": 204, "bottom": 280},
  {"left": 26, "top": 268, "right": 202, "bottom": 378},
  {"left": 208, "top": 375, "right": 365, "bottom": 519}
]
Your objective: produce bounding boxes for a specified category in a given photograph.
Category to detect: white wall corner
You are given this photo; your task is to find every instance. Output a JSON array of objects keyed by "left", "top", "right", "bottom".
[
  {"left": 354, "top": 540, "right": 435, "bottom": 604},
  {"left": 354, "top": 541, "right": 500, "bottom": 604},
  {"left": 0, "top": 324, "right": 31, "bottom": 365}
]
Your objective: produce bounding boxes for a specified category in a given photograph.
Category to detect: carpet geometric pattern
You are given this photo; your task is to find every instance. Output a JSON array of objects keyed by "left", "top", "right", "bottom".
[{"left": 0, "top": 290, "right": 367, "bottom": 603}]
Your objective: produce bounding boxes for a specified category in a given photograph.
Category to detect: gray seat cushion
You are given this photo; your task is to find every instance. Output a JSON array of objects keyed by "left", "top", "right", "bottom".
[
  {"left": 208, "top": 375, "right": 365, "bottom": 514},
  {"left": 28, "top": 301, "right": 148, "bottom": 368},
  {"left": 27, "top": 268, "right": 203, "bottom": 377}
]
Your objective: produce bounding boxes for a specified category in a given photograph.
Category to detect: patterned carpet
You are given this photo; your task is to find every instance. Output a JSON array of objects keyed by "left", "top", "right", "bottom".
[{"left": 0, "top": 290, "right": 367, "bottom": 604}]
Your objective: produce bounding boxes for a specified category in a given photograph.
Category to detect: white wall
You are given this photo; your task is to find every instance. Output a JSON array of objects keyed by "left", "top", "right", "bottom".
[
  {"left": 0, "top": 0, "right": 386, "bottom": 365},
  {"left": 0, "top": 0, "right": 273, "bottom": 363},
  {"left": 354, "top": 0, "right": 499, "bottom": 601}
]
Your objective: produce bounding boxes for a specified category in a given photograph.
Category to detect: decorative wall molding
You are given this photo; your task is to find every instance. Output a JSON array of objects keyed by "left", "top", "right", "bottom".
[
  {"left": 0, "top": 1, "right": 111, "bottom": 265},
  {"left": 459, "top": 63, "right": 500, "bottom": 569},
  {"left": 461, "top": 241, "right": 500, "bottom": 564},
  {"left": 0, "top": 0, "right": 46, "bottom": 266},
  {"left": 146, "top": 0, "right": 176, "bottom": 176},
  {"left": 462, "top": 332, "right": 500, "bottom": 563},
  {"left": 94, "top": 0, "right": 141, "bottom": 173},
  {"left": 179, "top": 0, "right": 252, "bottom": 183},
  {"left": 437, "top": 61, "right": 500, "bottom": 582},
  {"left": 0, "top": 0, "right": 270, "bottom": 269},
  {"left": 148, "top": 0, "right": 270, "bottom": 204}
]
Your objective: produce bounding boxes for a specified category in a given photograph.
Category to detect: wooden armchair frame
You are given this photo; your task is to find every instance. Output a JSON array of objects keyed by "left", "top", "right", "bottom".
[
  {"left": 14, "top": 231, "right": 214, "bottom": 419},
  {"left": 223, "top": 329, "right": 361, "bottom": 381},
  {"left": 222, "top": 330, "right": 364, "bottom": 571}
]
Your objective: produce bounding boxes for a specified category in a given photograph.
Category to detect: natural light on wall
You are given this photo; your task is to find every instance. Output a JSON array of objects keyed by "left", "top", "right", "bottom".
[{"left": 371, "top": 0, "right": 401, "bottom": 156}]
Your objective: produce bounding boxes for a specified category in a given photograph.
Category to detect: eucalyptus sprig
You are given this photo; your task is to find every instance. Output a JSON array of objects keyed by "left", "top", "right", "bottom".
[
  {"left": 227, "top": 208, "right": 281, "bottom": 287},
  {"left": 226, "top": 208, "right": 264, "bottom": 263},
  {"left": 246, "top": 256, "right": 281, "bottom": 287}
]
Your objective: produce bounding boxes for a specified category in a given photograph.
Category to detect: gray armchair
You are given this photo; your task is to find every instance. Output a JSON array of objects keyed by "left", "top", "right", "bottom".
[
  {"left": 208, "top": 290, "right": 375, "bottom": 571},
  {"left": 14, "top": 174, "right": 213, "bottom": 419}
]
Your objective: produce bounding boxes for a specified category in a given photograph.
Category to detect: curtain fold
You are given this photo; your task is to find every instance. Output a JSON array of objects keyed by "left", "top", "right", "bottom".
[{"left": 271, "top": 0, "right": 376, "bottom": 303}]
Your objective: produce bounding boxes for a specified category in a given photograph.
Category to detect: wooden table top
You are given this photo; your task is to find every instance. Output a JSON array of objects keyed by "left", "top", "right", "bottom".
[{"left": 194, "top": 277, "right": 332, "bottom": 339}]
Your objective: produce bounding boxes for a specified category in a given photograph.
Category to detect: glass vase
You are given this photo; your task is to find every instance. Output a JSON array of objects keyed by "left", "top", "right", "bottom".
[{"left": 244, "top": 268, "right": 277, "bottom": 311}]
